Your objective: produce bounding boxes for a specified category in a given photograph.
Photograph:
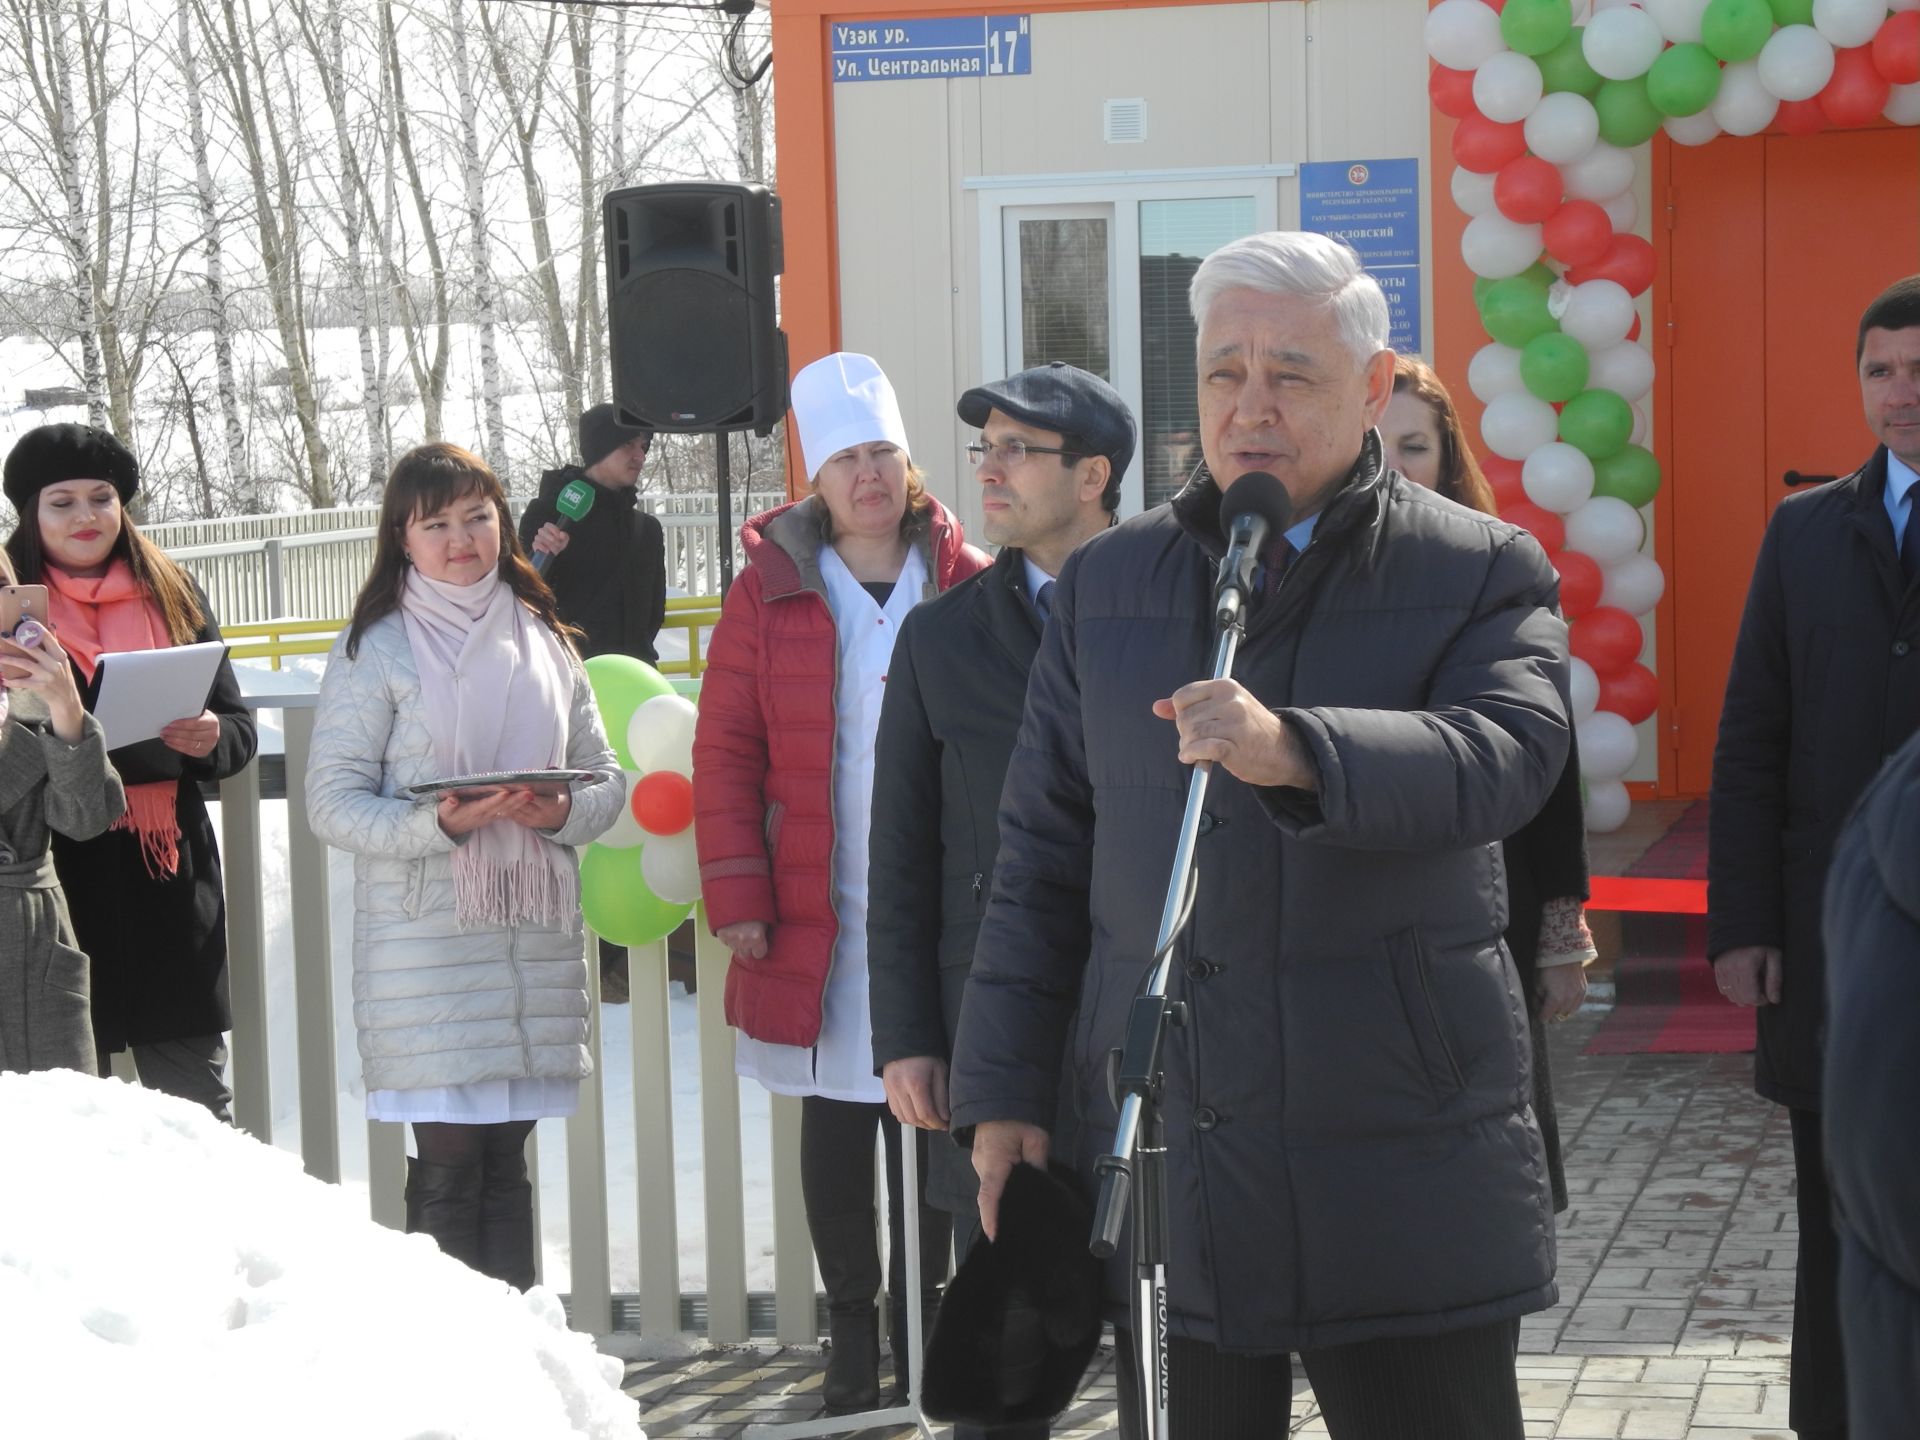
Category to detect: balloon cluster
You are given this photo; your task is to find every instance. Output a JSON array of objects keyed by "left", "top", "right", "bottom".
[
  {"left": 579, "top": 655, "right": 702, "bottom": 946},
  {"left": 1428, "top": 0, "right": 1919, "bottom": 831}
]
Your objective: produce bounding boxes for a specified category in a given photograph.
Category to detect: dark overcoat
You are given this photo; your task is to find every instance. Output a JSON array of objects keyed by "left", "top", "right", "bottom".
[
  {"left": 948, "top": 440, "right": 1571, "bottom": 1354},
  {"left": 519, "top": 466, "right": 667, "bottom": 665},
  {"left": 1708, "top": 449, "right": 1920, "bottom": 1110}
]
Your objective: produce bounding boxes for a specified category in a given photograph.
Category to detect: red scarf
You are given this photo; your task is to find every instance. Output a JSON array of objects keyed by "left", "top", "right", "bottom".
[{"left": 45, "top": 560, "right": 184, "bottom": 878}]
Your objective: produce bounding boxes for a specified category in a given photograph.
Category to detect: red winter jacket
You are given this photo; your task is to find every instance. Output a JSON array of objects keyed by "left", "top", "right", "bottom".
[{"left": 692, "top": 493, "right": 988, "bottom": 1047}]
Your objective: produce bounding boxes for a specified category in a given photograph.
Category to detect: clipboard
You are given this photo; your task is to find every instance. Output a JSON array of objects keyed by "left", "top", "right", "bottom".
[{"left": 91, "top": 641, "right": 228, "bottom": 749}]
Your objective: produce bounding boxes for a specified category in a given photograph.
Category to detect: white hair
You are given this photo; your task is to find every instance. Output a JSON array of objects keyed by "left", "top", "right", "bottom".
[{"left": 1188, "top": 231, "right": 1392, "bottom": 368}]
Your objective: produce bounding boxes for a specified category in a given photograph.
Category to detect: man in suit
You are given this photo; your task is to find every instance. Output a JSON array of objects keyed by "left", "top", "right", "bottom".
[
  {"left": 1709, "top": 272, "right": 1920, "bottom": 1440},
  {"left": 867, "top": 362, "right": 1134, "bottom": 1437}
]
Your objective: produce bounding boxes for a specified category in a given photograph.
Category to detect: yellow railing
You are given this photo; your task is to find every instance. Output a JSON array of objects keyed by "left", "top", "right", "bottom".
[{"left": 221, "top": 597, "right": 726, "bottom": 675}]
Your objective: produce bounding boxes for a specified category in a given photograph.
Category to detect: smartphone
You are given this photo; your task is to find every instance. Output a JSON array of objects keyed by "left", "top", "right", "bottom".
[{"left": 0, "top": 584, "right": 49, "bottom": 638}]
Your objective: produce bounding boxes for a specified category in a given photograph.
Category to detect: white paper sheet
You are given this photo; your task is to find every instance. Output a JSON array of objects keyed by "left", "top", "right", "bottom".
[{"left": 92, "top": 641, "right": 228, "bottom": 748}]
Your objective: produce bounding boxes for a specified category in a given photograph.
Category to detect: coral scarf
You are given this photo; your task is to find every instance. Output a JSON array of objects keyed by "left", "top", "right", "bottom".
[
  {"left": 400, "top": 568, "right": 575, "bottom": 929},
  {"left": 44, "top": 560, "right": 185, "bottom": 877}
]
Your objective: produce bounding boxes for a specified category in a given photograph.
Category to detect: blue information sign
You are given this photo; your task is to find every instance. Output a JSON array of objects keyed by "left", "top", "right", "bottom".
[
  {"left": 831, "top": 15, "right": 1031, "bottom": 83},
  {"left": 1300, "top": 158, "right": 1423, "bottom": 354}
]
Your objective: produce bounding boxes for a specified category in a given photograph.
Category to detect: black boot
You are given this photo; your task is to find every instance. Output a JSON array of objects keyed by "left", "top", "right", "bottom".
[
  {"left": 479, "top": 1144, "right": 537, "bottom": 1290},
  {"left": 812, "top": 1212, "right": 883, "bottom": 1414},
  {"left": 405, "top": 1157, "right": 483, "bottom": 1272},
  {"left": 824, "top": 1304, "right": 882, "bottom": 1414}
]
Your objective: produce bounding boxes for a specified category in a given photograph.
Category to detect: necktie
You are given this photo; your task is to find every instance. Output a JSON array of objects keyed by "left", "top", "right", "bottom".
[
  {"left": 1903, "top": 491, "right": 1920, "bottom": 584},
  {"left": 1034, "top": 579, "right": 1055, "bottom": 621},
  {"left": 1253, "top": 539, "right": 1296, "bottom": 597}
]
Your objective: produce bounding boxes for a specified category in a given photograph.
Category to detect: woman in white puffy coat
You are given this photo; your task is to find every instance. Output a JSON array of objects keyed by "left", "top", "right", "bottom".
[{"left": 307, "top": 443, "right": 623, "bottom": 1289}]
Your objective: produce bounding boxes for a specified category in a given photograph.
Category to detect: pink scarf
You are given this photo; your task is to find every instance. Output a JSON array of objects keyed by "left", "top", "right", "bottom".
[
  {"left": 400, "top": 568, "right": 576, "bottom": 929},
  {"left": 44, "top": 560, "right": 184, "bottom": 877}
]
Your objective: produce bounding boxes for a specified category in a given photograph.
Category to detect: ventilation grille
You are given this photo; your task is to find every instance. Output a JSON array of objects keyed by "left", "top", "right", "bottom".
[{"left": 1104, "top": 98, "right": 1147, "bottom": 144}]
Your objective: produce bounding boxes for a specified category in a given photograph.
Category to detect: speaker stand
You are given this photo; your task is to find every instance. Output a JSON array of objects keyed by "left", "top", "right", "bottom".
[{"left": 716, "top": 430, "right": 736, "bottom": 595}]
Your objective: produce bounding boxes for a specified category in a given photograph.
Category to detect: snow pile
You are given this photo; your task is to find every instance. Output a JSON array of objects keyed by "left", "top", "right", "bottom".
[{"left": 0, "top": 1071, "right": 643, "bottom": 1440}]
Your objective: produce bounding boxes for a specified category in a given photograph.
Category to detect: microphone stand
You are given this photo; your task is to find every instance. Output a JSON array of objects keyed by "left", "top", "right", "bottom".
[{"left": 1089, "top": 537, "right": 1262, "bottom": 1440}]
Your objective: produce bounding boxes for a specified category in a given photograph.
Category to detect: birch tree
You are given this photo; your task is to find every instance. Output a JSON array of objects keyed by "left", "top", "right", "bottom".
[
  {"left": 446, "top": 0, "right": 507, "bottom": 477},
  {"left": 382, "top": 0, "right": 452, "bottom": 441}
]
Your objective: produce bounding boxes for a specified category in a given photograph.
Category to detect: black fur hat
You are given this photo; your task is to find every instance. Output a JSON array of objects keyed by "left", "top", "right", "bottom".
[
  {"left": 3, "top": 423, "right": 140, "bottom": 512},
  {"left": 922, "top": 1163, "right": 1106, "bottom": 1426}
]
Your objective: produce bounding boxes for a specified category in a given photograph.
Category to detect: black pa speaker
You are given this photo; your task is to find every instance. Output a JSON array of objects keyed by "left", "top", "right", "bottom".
[{"left": 603, "top": 182, "right": 788, "bottom": 436}]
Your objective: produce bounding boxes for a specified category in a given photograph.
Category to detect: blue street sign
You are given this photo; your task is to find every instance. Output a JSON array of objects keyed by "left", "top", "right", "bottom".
[
  {"left": 1301, "top": 158, "right": 1424, "bottom": 354},
  {"left": 831, "top": 15, "right": 1032, "bottom": 83}
]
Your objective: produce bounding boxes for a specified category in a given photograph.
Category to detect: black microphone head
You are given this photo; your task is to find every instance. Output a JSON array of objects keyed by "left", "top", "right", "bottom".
[{"left": 1219, "top": 471, "right": 1293, "bottom": 541}]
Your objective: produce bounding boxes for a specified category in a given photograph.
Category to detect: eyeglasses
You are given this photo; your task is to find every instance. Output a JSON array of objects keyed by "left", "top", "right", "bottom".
[{"left": 966, "top": 439, "right": 1085, "bottom": 467}]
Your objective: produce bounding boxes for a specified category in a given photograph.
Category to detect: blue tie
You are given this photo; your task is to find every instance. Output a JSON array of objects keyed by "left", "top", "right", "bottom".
[
  {"left": 1903, "top": 491, "right": 1920, "bottom": 584},
  {"left": 1034, "top": 579, "right": 1055, "bottom": 620}
]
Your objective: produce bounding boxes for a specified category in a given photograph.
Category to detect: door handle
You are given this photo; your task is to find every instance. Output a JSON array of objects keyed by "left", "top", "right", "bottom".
[{"left": 1783, "top": 470, "right": 1836, "bottom": 488}]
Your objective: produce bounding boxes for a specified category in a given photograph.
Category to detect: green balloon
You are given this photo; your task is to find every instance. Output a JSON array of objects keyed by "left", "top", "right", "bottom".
[
  {"left": 580, "top": 843, "right": 694, "bottom": 946},
  {"left": 1522, "top": 259, "right": 1562, "bottom": 289},
  {"left": 1559, "top": 389, "right": 1635, "bottom": 461},
  {"left": 1538, "top": 27, "right": 1604, "bottom": 96},
  {"left": 1500, "top": 0, "right": 1574, "bottom": 56},
  {"left": 1480, "top": 276, "right": 1559, "bottom": 349},
  {"left": 584, "top": 652, "right": 674, "bottom": 771},
  {"left": 1767, "top": 0, "right": 1813, "bottom": 25},
  {"left": 1646, "top": 43, "right": 1723, "bottom": 117},
  {"left": 1521, "top": 333, "right": 1592, "bottom": 403},
  {"left": 1701, "top": 0, "right": 1773, "bottom": 62},
  {"left": 1595, "top": 76, "right": 1665, "bottom": 147},
  {"left": 1474, "top": 276, "right": 1496, "bottom": 309},
  {"left": 1592, "top": 444, "right": 1662, "bottom": 507}
]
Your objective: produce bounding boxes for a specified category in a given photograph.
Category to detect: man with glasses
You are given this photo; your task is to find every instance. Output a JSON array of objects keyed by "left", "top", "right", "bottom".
[{"left": 867, "top": 362, "right": 1135, "bottom": 1435}]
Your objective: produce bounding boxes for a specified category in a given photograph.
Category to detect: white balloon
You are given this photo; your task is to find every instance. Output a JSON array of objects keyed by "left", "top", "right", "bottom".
[
  {"left": 639, "top": 830, "right": 702, "bottom": 905},
  {"left": 1462, "top": 213, "right": 1545, "bottom": 279},
  {"left": 1561, "top": 141, "right": 1636, "bottom": 202},
  {"left": 1630, "top": 402, "right": 1650, "bottom": 447},
  {"left": 1588, "top": 341, "right": 1655, "bottom": 401},
  {"left": 1893, "top": 0, "right": 1920, "bottom": 13},
  {"left": 1584, "top": 777, "right": 1633, "bottom": 833},
  {"left": 1812, "top": 0, "right": 1884, "bottom": 48},
  {"left": 1601, "top": 551, "right": 1667, "bottom": 614},
  {"left": 1451, "top": 165, "right": 1499, "bottom": 218},
  {"left": 1426, "top": 0, "right": 1507, "bottom": 70},
  {"left": 1469, "top": 343, "right": 1527, "bottom": 404},
  {"left": 1570, "top": 657, "right": 1601, "bottom": 722},
  {"left": 1571, "top": 0, "right": 1594, "bottom": 21},
  {"left": 1712, "top": 59, "right": 1782, "bottom": 135},
  {"left": 1565, "top": 495, "right": 1647, "bottom": 564},
  {"left": 1643, "top": 0, "right": 1710, "bottom": 43},
  {"left": 1475, "top": 51, "right": 1545, "bottom": 122},
  {"left": 1525, "top": 92, "right": 1602, "bottom": 164},
  {"left": 1523, "top": 442, "right": 1598, "bottom": 513},
  {"left": 1664, "top": 110, "right": 1722, "bottom": 146},
  {"left": 1888, "top": 82, "right": 1920, "bottom": 126},
  {"left": 1758, "top": 26, "right": 1836, "bottom": 102},
  {"left": 1482, "top": 391, "right": 1562, "bottom": 460},
  {"left": 1578, "top": 711, "right": 1640, "bottom": 780},
  {"left": 1591, "top": 0, "right": 1640, "bottom": 10},
  {"left": 1557, "top": 279, "right": 1636, "bottom": 348},
  {"left": 596, "top": 770, "right": 646, "bottom": 849},
  {"left": 1583, "top": 7, "right": 1666, "bottom": 80},
  {"left": 1601, "top": 188, "right": 1639, "bottom": 231},
  {"left": 628, "top": 694, "right": 697, "bottom": 776}
]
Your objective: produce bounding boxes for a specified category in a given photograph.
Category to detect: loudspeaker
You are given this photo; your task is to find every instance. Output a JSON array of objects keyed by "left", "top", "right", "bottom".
[{"left": 603, "top": 182, "right": 788, "bottom": 436}]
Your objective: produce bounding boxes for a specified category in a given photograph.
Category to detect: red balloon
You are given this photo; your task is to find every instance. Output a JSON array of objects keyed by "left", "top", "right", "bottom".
[
  {"left": 1494, "top": 155, "right": 1564, "bottom": 224},
  {"left": 1627, "top": 313, "right": 1642, "bottom": 344},
  {"left": 1431, "top": 65, "right": 1479, "bottom": 120},
  {"left": 1543, "top": 200, "right": 1613, "bottom": 269},
  {"left": 1598, "top": 662, "right": 1660, "bottom": 725},
  {"left": 632, "top": 770, "right": 694, "bottom": 837},
  {"left": 1501, "top": 502, "right": 1566, "bottom": 553},
  {"left": 1570, "top": 606, "right": 1643, "bottom": 676},
  {"left": 1567, "top": 233, "right": 1655, "bottom": 298},
  {"left": 1820, "top": 46, "right": 1892, "bottom": 128},
  {"left": 1873, "top": 12, "right": 1920, "bottom": 86},
  {"left": 1482, "top": 454, "right": 1528, "bottom": 508},
  {"left": 1775, "top": 96, "right": 1826, "bottom": 136},
  {"left": 1551, "top": 549, "right": 1604, "bottom": 619},
  {"left": 1453, "top": 113, "right": 1530, "bottom": 175}
]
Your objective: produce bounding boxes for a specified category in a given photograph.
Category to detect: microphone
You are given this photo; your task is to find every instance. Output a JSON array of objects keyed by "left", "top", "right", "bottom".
[
  {"left": 531, "top": 478, "right": 597, "bottom": 576},
  {"left": 1214, "top": 471, "right": 1294, "bottom": 629}
]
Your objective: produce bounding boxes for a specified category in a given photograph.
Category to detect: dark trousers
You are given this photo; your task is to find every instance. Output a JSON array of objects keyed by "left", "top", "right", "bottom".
[
  {"left": 100, "top": 1032, "right": 233, "bottom": 1124},
  {"left": 1788, "top": 1107, "right": 1849, "bottom": 1440},
  {"left": 799, "top": 1097, "right": 950, "bottom": 1314},
  {"left": 948, "top": 1204, "right": 1052, "bottom": 1440},
  {"left": 1113, "top": 1320, "right": 1525, "bottom": 1440}
]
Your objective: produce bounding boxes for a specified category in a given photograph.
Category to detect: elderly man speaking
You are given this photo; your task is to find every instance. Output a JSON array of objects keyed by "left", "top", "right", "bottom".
[{"left": 947, "top": 231, "right": 1571, "bottom": 1440}]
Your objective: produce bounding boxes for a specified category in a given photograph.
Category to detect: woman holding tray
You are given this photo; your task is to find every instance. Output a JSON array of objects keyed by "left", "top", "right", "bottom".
[
  {"left": 3, "top": 423, "right": 255, "bottom": 1118},
  {"left": 306, "top": 442, "right": 623, "bottom": 1288}
]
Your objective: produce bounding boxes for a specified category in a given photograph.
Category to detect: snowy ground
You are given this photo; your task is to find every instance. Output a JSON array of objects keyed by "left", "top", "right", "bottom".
[{"left": 0, "top": 1069, "right": 641, "bottom": 1439}]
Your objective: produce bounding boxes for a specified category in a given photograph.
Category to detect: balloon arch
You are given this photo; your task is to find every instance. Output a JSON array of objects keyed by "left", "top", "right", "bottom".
[{"left": 1425, "top": 0, "right": 1920, "bottom": 831}]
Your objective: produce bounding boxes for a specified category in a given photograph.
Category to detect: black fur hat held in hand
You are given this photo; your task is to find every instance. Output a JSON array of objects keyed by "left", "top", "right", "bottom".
[
  {"left": 3, "top": 423, "right": 140, "bottom": 512},
  {"left": 922, "top": 1163, "right": 1105, "bottom": 1426}
]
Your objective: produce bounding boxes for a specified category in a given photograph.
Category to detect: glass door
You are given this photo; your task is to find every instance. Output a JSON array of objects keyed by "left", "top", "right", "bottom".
[{"left": 1001, "top": 205, "right": 1115, "bottom": 381}]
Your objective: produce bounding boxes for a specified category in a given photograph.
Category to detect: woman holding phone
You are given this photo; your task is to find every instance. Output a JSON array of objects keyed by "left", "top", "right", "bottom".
[
  {"left": 306, "top": 443, "right": 622, "bottom": 1287},
  {"left": 3, "top": 424, "right": 256, "bottom": 1117}
]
